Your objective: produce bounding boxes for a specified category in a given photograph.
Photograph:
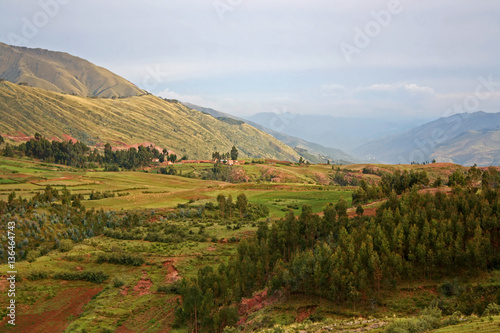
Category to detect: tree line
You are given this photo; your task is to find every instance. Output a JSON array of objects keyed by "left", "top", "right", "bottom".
[
  {"left": 1, "top": 133, "right": 170, "bottom": 170},
  {"left": 212, "top": 146, "right": 238, "bottom": 161}
]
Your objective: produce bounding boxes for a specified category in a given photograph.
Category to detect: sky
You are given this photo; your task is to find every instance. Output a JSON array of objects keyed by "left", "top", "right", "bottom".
[{"left": 1, "top": 0, "right": 500, "bottom": 119}]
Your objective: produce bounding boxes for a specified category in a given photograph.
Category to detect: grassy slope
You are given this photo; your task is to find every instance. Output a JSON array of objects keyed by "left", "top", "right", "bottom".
[
  {"left": 0, "top": 157, "right": 353, "bottom": 217},
  {"left": 0, "top": 42, "right": 145, "bottom": 98},
  {"left": 0, "top": 81, "right": 301, "bottom": 161},
  {"left": 432, "top": 129, "right": 500, "bottom": 166}
]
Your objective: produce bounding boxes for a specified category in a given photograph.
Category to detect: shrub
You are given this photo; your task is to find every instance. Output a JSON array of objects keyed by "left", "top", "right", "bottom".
[
  {"left": 385, "top": 304, "right": 442, "bottom": 333},
  {"left": 222, "top": 327, "right": 238, "bottom": 333},
  {"left": 59, "top": 239, "right": 74, "bottom": 252},
  {"left": 26, "top": 249, "right": 41, "bottom": 263},
  {"left": 441, "top": 311, "right": 463, "bottom": 326},
  {"left": 113, "top": 277, "right": 125, "bottom": 288},
  {"left": 385, "top": 317, "right": 432, "bottom": 333},
  {"left": 53, "top": 270, "right": 108, "bottom": 284},
  {"left": 439, "top": 279, "right": 464, "bottom": 297},
  {"left": 27, "top": 270, "right": 48, "bottom": 281},
  {"left": 483, "top": 303, "right": 500, "bottom": 316},
  {"left": 96, "top": 253, "right": 144, "bottom": 266}
]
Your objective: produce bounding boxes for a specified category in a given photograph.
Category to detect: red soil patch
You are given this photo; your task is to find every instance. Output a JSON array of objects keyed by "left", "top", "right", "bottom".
[
  {"left": 121, "top": 286, "right": 130, "bottom": 296},
  {"left": 314, "top": 173, "right": 330, "bottom": 186},
  {"left": 237, "top": 289, "right": 281, "bottom": 326},
  {"left": 62, "top": 134, "right": 78, "bottom": 143},
  {"left": 97, "top": 141, "right": 170, "bottom": 153},
  {"left": 295, "top": 305, "right": 317, "bottom": 322},
  {"left": 0, "top": 277, "right": 9, "bottom": 291},
  {"left": 133, "top": 271, "right": 153, "bottom": 296},
  {"left": 418, "top": 187, "right": 452, "bottom": 195},
  {"left": 182, "top": 194, "right": 211, "bottom": 201},
  {"left": 2, "top": 131, "right": 80, "bottom": 144},
  {"left": 115, "top": 326, "right": 136, "bottom": 333},
  {"left": 207, "top": 246, "right": 216, "bottom": 251},
  {"left": 163, "top": 260, "right": 181, "bottom": 284},
  {"left": 423, "top": 163, "right": 456, "bottom": 168},
  {"left": 0, "top": 286, "right": 103, "bottom": 333},
  {"left": 348, "top": 206, "right": 378, "bottom": 218},
  {"left": 261, "top": 166, "right": 298, "bottom": 183},
  {"left": 3, "top": 131, "right": 32, "bottom": 142}
]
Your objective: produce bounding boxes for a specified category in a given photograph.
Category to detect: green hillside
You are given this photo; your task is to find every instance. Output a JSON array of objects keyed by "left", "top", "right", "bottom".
[{"left": 0, "top": 81, "right": 301, "bottom": 161}]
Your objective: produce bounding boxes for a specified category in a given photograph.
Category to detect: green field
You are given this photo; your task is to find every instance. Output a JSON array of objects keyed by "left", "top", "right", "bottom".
[{"left": 0, "top": 157, "right": 354, "bottom": 216}]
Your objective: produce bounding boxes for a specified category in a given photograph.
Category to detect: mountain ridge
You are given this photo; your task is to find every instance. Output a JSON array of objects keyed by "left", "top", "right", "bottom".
[
  {"left": 182, "top": 102, "right": 360, "bottom": 164},
  {"left": 0, "top": 81, "right": 302, "bottom": 161},
  {"left": 354, "top": 111, "right": 500, "bottom": 166},
  {"left": 0, "top": 42, "right": 146, "bottom": 98}
]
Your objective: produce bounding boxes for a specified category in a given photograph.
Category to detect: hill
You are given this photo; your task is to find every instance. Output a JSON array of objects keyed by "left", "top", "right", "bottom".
[
  {"left": 0, "top": 42, "right": 145, "bottom": 98},
  {"left": 183, "top": 102, "right": 360, "bottom": 164},
  {"left": 354, "top": 111, "right": 500, "bottom": 166},
  {"left": 0, "top": 81, "right": 301, "bottom": 161},
  {"left": 432, "top": 128, "right": 500, "bottom": 166}
]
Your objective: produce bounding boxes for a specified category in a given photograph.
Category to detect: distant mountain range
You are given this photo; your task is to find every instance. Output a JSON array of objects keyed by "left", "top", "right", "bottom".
[
  {"left": 0, "top": 42, "right": 145, "bottom": 98},
  {"left": 247, "top": 110, "right": 500, "bottom": 166},
  {"left": 247, "top": 112, "right": 426, "bottom": 151},
  {"left": 354, "top": 111, "right": 500, "bottom": 166},
  {"left": 183, "top": 103, "right": 360, "bottom": 164}
]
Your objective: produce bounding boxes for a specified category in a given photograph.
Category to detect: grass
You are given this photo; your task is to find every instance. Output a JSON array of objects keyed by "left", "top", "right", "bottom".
[
  {"left": 0, "top": 157, "right": 354, "bottom": 217},
  {"left": 431, "top": 316, "right": 500, "bottom": 332},
  {"left": 0, "top": 81, "right": 301, "bottom": 161},
  {"left": 0, "top": 219, "right": 250, "bottom": 332}
]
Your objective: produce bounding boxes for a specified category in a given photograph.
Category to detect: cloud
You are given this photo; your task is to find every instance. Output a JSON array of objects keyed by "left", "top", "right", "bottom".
[
  {"left": 158, "top": 88, "right": 209, "bottom": 107},
  {"left": 320, "top": 84, "right": 347, "bottom": 97},
  {"left": 355, "top": 83, "right": 436, "bottom": 101}
]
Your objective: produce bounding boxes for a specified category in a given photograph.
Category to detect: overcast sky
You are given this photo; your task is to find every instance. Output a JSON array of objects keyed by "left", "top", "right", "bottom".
[{"left": 1, "top": 0, "right": 500, "bottom": 119}]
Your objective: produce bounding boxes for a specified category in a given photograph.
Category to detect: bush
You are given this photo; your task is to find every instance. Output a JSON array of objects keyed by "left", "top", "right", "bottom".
[
  {"left": 27, "top": 270, "right": 48, "bottom": 281},
  {"left": 439, "top": 279, "right": 464, "bottom": 297},
  {"left": 222, "top": 327, "right": 238, "bottom": 333},
  {"left": 385, "top": 304, "right": 442, "bottom": 333},
  {"left": 53, "top": 270, "right": 108, "bottom": 284},
  {"left": 385, "top": 317, "right": 432, "bottom": 333},
  {"left": 157, "top": 280, "right": 181, "bottom": 294},
  {"left": 441, "top": 311, "right": 463, "bottom": 326},
  {"left": 483, "top": 303, "right": 500, "bottom": 316},
  {"left": 59, "top": 239, "right": 74, "bottom": 252},
  {"left": 96, "top": 253, "right": 145, "bottom": 266},
  {"left": 113, "top": 277, "right": 125, "bottom": 288},
  {"left": 26, "top": 249, "right": 41, "bottom": 263}
]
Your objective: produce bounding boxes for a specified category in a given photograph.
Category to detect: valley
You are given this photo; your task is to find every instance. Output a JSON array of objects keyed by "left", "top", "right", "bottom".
[{"left": 0, "top": 153, "right": 499, "bottom": 332}]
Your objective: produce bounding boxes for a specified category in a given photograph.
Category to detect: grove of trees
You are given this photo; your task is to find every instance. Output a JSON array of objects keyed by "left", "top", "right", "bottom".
[{"left": 175, "top": 167, "right": 500, "bottom": 332}]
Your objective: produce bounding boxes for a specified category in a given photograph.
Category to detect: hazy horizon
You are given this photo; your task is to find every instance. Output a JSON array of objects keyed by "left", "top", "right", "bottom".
[{"left": 1, "top": 0, "right": 499, "bottom": 119}]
